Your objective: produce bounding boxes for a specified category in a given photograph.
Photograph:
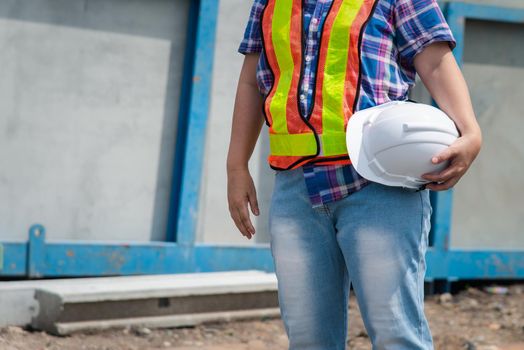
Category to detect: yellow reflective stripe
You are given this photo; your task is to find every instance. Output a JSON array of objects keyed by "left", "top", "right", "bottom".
[
  {"left": 270, "top": 132, "right": 348, "bottom": 157},
  {"left": 269, "top": 133, "right": 317, "bottom": 156},
  {"left": 322, "top": 0, "right": 364, "bottom": 136},
  {"left": 321, "top": 132, "right": 348, "bottom": 156},
  {"left": 269, "top": 0, "right": 294, "bottom": 134}
]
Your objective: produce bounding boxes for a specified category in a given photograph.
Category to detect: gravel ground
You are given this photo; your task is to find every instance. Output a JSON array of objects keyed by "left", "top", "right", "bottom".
[{"left": 1, "top": 284, "right": 523, "bottom": 350}]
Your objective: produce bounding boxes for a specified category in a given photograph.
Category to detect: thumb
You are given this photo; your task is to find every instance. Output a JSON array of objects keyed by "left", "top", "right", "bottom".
[{"left": 432, "top": 147, "right": 456, "bottom": 164}]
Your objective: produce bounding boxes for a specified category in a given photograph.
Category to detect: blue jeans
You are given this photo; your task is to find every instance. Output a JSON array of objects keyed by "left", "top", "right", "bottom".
[{"left": 268, "top": 168, "right": 433, "bottom": 350}]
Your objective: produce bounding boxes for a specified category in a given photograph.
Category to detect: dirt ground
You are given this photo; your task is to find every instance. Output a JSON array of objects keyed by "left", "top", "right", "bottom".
[{"left": 1, "top": 284, "right": 523, "bottom": 350}]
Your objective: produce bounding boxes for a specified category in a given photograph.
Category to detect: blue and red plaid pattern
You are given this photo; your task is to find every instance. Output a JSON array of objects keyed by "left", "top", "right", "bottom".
[
  {"left": 302, "top": 162, "right": 369, "bottom": 206},
  {"left": 238, "top": 0, "right": 455, "bottom": 207}
]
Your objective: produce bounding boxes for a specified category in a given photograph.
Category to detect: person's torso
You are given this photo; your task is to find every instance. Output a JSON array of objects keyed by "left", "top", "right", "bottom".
[{"left": 255, "top": 0, "right": 415, "bottom": 116}]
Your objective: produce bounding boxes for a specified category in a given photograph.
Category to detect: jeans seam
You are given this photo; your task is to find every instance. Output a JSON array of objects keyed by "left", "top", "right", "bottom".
[{"left": 417, "top": 190, "right": 425, "bottom": 344}]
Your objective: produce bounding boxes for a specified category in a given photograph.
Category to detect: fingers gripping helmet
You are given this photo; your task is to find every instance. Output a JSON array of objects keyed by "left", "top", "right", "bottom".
[{"left": 346, "top": 101, "right": 460, "bottom": 189}]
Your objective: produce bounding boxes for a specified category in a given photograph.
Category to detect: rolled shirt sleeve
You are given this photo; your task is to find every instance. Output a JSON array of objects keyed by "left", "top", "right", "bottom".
[
  {"left": 238, "top": 0, "right": 267, "bottom": 55},
  {"left": 394, "top": 0, "right": 456, "bottom": 68}
]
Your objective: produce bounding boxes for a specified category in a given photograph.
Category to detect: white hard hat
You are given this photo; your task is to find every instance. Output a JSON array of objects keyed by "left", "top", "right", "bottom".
[{"left": 346, "top": 101, "right": 460, "bottom": 189}]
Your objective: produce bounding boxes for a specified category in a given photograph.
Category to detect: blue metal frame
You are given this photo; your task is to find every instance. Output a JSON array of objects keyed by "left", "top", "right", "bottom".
[
  {"left": 165, "top": 0, "right": 201, "bottom": 243},
  {"left": 446, "top": 2, "right": 524, "bottom": 66},
  {"left": 1, "top": 1, "right": 523, "bottom": 280},
  {"left": 425, "top": 1, "right": 524, "bottom": 280},
  {"left": 175, "top": 0, "right": 220, "bottom": 246}
]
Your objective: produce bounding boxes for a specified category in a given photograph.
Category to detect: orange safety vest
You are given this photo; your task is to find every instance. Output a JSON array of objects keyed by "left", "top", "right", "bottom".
[{"left": 261, "top": 0, "right": 377, "bottom": 170}]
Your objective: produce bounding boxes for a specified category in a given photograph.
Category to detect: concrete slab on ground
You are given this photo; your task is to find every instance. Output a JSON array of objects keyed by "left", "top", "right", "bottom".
[{"left": 0, "top": 270, "right": 278, "bottom": 330}]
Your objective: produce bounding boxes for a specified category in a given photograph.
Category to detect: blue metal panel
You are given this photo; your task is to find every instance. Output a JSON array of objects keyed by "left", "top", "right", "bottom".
[
  {"left": 446, "top": 2, "right": 466, "bottom": 65},
  {"left": 166, "top": 0, "right": 201, "bottom": 243},
  {"left": 175, "top": 0, "right": 220, "bottom": 246},
  {"left": 2, "top": 230, "right": 523, "bottom": 279},
  {"left": 447, "top": 2, "right": 524, "bottom": 65},
  {"left": 448, "top": 2, "right": 524, "bottom": 23},
  {"left": 426, "top": 249, "right": 524, "bottom": 280},
  {"left": 44, "top": 242, "right": 192, "bottom": 276},
  {"left": 0, "top": 241, "right": 27, "bottom": 276},
  {"left": 27, "top": 224, "right": 46, "bottom": 278},
  {"left": 0, "top": 237, "right": 275, "bottom": 277},
  {"left": 193, "top": 244, "right": 274, "bottom": 272},
  {"left": 429, "top": 190, "right": 454, "bottom": 251}
]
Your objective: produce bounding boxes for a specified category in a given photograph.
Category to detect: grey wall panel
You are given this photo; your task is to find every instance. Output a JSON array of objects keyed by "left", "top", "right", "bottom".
[
  {"left": 0, "top": 0, "right": 189, "bottom": 241},
  {"left": 450, "top": 20, "right": 524, "bottom": 249},
  {"left": 198, "top": 0, "right": 274, "bottom": 245}
]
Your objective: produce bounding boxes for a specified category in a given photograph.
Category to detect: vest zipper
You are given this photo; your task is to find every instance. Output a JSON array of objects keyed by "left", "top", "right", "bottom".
[
  {"left": 305, "top": 0, "right": 334, "bottom": 119},
  {"left": 294, "top": 0, "right": 321, "bottom": 163},
  {"left": 297, "top": 0, "right": 336, "bottom": 160}
]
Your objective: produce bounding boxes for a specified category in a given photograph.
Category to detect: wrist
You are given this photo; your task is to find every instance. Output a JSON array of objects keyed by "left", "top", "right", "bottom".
[
  {"left": 460, "top": 127, "right": 482, "bottom": 145},
  {"left": 227, "top": 162, "right": 249, "bottom": 173}
]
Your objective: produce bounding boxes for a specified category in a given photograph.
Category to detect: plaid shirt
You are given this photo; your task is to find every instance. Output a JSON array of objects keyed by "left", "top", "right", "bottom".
[{"left": 239, "top": 0, "right": 455, "bottom": 207}]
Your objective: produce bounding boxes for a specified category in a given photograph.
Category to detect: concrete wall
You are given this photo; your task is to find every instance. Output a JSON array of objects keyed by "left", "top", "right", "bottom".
[
  {"left": 198, "top": 0, "right": 274, "bottom": 245},
  {"left": 450, "top": 19, "right": 524, "bottom": 249},
  {"left": 0, "top": 0, "right": 189, "bottom": 242}
]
